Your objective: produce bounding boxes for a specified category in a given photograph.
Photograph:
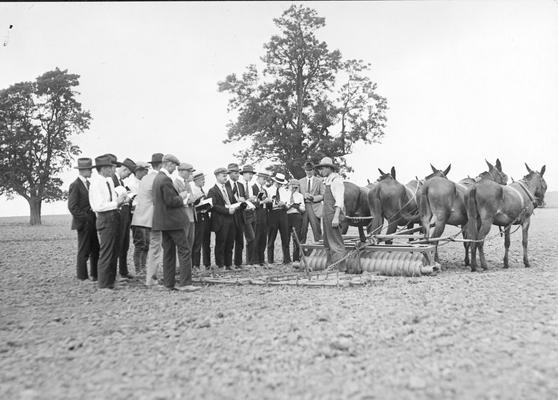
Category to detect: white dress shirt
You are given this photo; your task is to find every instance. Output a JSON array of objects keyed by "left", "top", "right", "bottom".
[
  {"left": 286, "top": 191, "right": 306, "bottom": 214},
  {"left": 124, "top": 175, "right": 140, "bottom": 207},
  {"left": 89, "top": 175, "right": 118, "bottom": 212},
  {"left": 271, "top": 185, "right": 291, "bottom": 210},
  {"left": 324, "top": 173, "right": 345, "bottom": 210}
]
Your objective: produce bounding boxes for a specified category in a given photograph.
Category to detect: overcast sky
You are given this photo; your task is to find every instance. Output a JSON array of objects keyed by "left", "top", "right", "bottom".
[{"left": 1, "top": 1, "right": 557, "bottom": 217}]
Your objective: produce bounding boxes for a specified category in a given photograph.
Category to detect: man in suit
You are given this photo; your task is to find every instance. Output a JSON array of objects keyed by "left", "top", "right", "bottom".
[
  {"left": 173, "top": 162, "right": 201, "bottom": 276},
  {"left": 267, "top": 172, "right": 291, "bottom": 264},
  {"left": 152, "top": 154, "right": 200, "bottom": 292},
  {"left": 299, "top": 161, "right": 325, "bottom": 243},
  {"left": 240, "top": 165, "right": 257, "bottom": 265},
  {"left": 67, "top": 157, "right": 99, "bottom": 281},
  {"left": 252, "top": 172, "right": 271, "bottom": 266},
  {"left": 132, "top": 153, "right": 164, "bottom": 287},
  {"left": 190, "top": 171, "right": 211, "bottom": 270},
  {"left": 208, "top": 167, "right": 236, "bottom": 269},
  {"left": 225, "top": 163, "right": 246, "bottom": 269},
  {"left": 89, "top": 155, "right": 128, "bottom": 289}
]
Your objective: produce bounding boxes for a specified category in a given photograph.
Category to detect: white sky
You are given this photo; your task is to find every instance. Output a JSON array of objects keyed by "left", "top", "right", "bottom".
[{"left": 1, "top": 1, "right": 557, "bottom": 217}]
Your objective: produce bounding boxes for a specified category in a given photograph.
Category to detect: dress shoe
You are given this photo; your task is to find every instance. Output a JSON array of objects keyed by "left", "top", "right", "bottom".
[
  {"left": 176, "top": 285, "right": 201, "bottom": 292},
  {"left": 90, "top": 276, "right": 98, "bottom": 282},
  {"left": 120, "top": 273, "right": 135, "bottom": 280}
]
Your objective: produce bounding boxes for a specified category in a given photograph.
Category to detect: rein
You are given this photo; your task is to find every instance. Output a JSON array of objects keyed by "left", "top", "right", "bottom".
[{"left": 516, "top": 180, "right": 538, "bottom": 207}]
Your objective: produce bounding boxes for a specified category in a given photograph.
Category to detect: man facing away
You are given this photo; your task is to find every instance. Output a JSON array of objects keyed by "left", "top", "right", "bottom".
[
  {"left": 316, "top": 157, "right": 347, "bottom": 272},
  {"left": 67, "top": 157, "right": 99, "bottom": 281},
  {"left": 298, "top": 161, "right": 324, "bottom": 244},
  {"left": 267, "top": 172, "right": 291, "bottom": 265},
  {"left": 132, "top": 153, "right": 164, "bottom": 287},
  {"left": 88, "top": 155, "right": 128, "bottom": 289},
  {"left": 190, "top": 171, "right": 211, "bottom": 270},
  {"left": 207, "top": 167, "right": 236, "bottom": 270},
  {"left": 152, "top": 154, "right": 200, "bottom": 292}
]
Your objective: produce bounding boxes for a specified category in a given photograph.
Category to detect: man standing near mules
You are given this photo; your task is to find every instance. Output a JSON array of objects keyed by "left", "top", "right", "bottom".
[
  {"left": 252, "top": 172, "right": 271, "bottom": 266},
  {"left": 152, "top": 154, "right": 200, "bottom": 292},
  {"left": 133, "top": 153, "right": 164, "bottom": 287},
  {"left": 286, "top": 179, "right": 305, "bottom": 267},
  {"left": 240, "top": 165, "right": 257, "bottom": 265},
  {"left": 128, "top": 161, "right": 150, "bottom": 274},
  {"left": 208, "top": 167, "right": 236, "bottom": 270},
  {"left": 68, "top": 157, "right": 99, "bottom": 281},
  {"left": 89, "top": 155, "right": 128, "bottom": 289},
  {"left": 191, "top": 171, "right": 211, "bottom": 270},
  {"left": 267, "top": 172, "right": 291, "bottom": 265},
  {"left": 316, "top": 157, "right": 347, "bottom": 272},
  {"left": 173, "top": 162, "right": 200, "bottom": 275},
  {"left": 299, "top": 161, "right": 324, "bottom": 244},
  {"left": 225, "top": 163, "right": 246, "bottom": 269},
  {"left": 112, "top": 157, "right": 136, "bottom": 279}
]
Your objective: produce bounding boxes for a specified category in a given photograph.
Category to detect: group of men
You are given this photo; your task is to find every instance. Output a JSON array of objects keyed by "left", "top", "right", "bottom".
[{"left": 68, "top": 152, "right": 347, "bottom": 291}]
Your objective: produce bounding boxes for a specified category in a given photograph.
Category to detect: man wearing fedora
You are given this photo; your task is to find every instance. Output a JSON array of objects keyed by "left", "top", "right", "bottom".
[
  {"left": 89, "top": 155, "right": 129, "bottom": 289},
  {"left": 267, "top": 172, "right": 291, "bottom": 264},
  {"left": 208, "top": 167, "right": 237, "bottom": 269},
  {"left": 190, "top": 171, "right": 211, "bottom": 270},
  {"left": 68, "top": 157, "right": 100, "bottom": 281},
  {"left": 252, "top": 172, "right": 271, "bottom": 266},
  {"left": 316, "top": 157, "right": 347, "bottom": 272},
  {"left": 132, "top": 153, "right": 164, "bottom": 286},
  {"left": 225, "top": 163, "right": 246, "bottom": 269},
  {"left": 298, "top": 161, "right": 325, "bottom": 244},
  {"left": 128, "top": 161, "right": 150, "bottom": 274},
  {"left": 240, "top": 165, "right": 257, "bottom": 264},
  {"left": 113, "top": 157, "right": 137, "bottom": 279},
  {"left": 152, "top": 155, "right": 200, "bottom": 292}
]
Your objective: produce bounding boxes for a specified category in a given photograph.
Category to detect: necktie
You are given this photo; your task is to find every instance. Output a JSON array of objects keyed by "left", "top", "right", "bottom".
[
  {"left": 307, "top": 178, "right": 311, "bottom": 192},
  {"left": 276, "top": 187, "right": 281, "bottom": 202},
  {"left": 201, "top": 187, "right": 205, "bottom": 195},
  {"left": 85, "top": 179, "right": 90, "bottom": 191},
  {"left": 106, "top": 181, "right": 113, "bottom": 201},
  {"left": 290, "top": 191, "right": 294, "bottom": 205}
]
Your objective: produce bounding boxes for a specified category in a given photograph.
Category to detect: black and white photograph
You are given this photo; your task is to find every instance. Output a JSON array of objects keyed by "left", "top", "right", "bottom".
[{"left": 1, "top": 1, "right": 557, "bottom": 399}]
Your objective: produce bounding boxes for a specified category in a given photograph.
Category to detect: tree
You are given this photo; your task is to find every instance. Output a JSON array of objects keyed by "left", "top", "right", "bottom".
[
  {"left": 218, "top": 5, "right": 387, "bottom": 178},
  {"left": 0, "top": 68, "right": 91, "bottom": 225}
]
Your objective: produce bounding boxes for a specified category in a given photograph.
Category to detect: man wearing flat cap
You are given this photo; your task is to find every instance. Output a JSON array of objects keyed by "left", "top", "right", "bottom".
[
  {"left": 152, "top": 154, "right": 200, "bottom": 292},
  {"left": 208, "top": 167, "right": 236, "bottom": 269},
  {"left": 89, "top": 155, "right": 129, "bottom": 289},
  {"left": 225, "top": 163, "right": 246, "bottom": 269},
  {"left": 298, "top": 161, "right": 324, "bottom": 244},
  {"left": 68, "top": 157, "right": 99, "bottom": 281},
  {"left": 173, "top": 162, "right": 201, "bottom": 275},
  {"left": 316, "top": 157, "right": 347, "bottom": 272},
  {"left": 132, "top": 153, "right": 164, "bottom": 286},
  {"left": 190, "top": 171, "right": 211, "bottom": 270},
  {"left": 251, "top": 172, "right": 272, "bottom": 266}
]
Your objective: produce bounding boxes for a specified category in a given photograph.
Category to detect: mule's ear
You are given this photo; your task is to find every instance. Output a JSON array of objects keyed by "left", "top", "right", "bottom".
[
  {"left": 444, "top": 164, "right": 451, "bottom": 176},
  {"left": 540, "top": 165, "right": 546, "bottom": 177},
  {"left": 430, "top": 164, "right": 437, "bottom": 173},
  {"left": 525, "top": 163, "right": 533, "bottom": 173},
  {"left": 390, "top": 167, "right": 396, "bottom": 179},
  {"left": 378, "top": 168, "right": 386, "bottom": 176},
  {"left": 485, "top": 159, "right": 494, "bottom": 170},
  {"left": 496, "top": 158, "right": 502, "bottom": 171},
  {"left": 367, "top": 178, "right": 371, "bottom": 184}
]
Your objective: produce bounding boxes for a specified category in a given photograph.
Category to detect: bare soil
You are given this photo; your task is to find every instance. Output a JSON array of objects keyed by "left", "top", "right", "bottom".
[{"left": 1, "top": 210, "right": 557, "bottom": 400}]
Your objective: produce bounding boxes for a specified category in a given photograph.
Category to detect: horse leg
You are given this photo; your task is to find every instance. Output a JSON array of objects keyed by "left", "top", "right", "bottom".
[
  {"left": 462, "top": 224, "right": 470, "bottom": 266},
  {"left": 522, "top": 218, "right": 531, "bottom": 268},
  {"left": 503, "top": 226, "right": 511, "bottom": 268}
]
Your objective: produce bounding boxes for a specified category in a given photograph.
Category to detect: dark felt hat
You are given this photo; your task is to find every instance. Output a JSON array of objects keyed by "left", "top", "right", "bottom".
[
  {"left": 74, "top": 158, "right": 93, "bottom": 170},
  {"left": 148, "top": 153, "right": 164, "bottom": 164},
  {"left": 93, "top": 155, "right": 114, "bottom": 168},
  {"left": 121, "top": 158, "right": 137, "bottom": 172},
  {"left": 103, "top": 153, "right": 121, "bottom": 167},
  {"left": 241, "top": 165, "right": 255, "bottom": 174}
]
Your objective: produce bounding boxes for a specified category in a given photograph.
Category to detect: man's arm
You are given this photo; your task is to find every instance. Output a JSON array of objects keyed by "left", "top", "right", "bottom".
[
  {"left": 161, "top": 179, "right": 185, "bottom": 209},
  {"left": 68, "top": 182, "right": 89, "bottom": 221},
  {"left": 330, "top": 178, "right": 345, "bottom": 228},
  {"left": 313, "top": 178, "right": 325, "bottom": 203}
]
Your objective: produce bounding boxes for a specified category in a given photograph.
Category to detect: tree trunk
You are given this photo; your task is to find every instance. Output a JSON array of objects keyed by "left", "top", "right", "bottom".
[{"left": 29, "top": 195, "right": 42, "bottom": 225}]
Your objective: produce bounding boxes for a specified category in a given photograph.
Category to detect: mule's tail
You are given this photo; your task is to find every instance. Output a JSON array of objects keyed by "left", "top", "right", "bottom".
[
  {"left": 465, "top": 186, "right": 479, "bottom": 241},
  {"left": 418, "top": 185, "right": 432, "bottom": 237}
]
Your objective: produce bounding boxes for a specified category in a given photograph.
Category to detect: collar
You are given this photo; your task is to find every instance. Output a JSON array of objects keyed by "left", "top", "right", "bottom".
[
  {"left": 78, "top": 175, "right": 88, "bottom": 185},
  {"left": 161, "top": 168, "right": 173, "bottom": 179},
  {"left": 516, "top": 180, "right": 537, "bottom": 206},
  {"left": 176, "top": 175, "right": 185, "bottom": 184},
  {"left": 324, "top": 172, "right": 340, "bottom": 184}
]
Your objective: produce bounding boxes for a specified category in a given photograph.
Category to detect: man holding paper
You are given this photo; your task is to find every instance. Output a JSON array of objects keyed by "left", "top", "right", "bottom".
[{"left": 190, "top": 171, "right": 212, "bottom": 270}]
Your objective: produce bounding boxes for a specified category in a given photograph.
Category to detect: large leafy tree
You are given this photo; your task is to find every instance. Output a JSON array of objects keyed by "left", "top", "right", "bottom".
[
  {"left": 0, "top": 68, "right": 91, "bottom": 225},
  {"left": 218, "top": 5, "right": 387, "bottom": 178}
]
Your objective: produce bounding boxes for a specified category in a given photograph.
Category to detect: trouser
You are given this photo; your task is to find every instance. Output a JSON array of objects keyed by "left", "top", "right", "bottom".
[
  {"left": 245, "top": 212, "right": 257, "bottom": 264},
  {"left": 287, "top": 212, "right": 303, "bottom": 262},
  {"left": 301, "top": 204, "right": 322, "bottom": 243},
  {"left": 116, "top": 205, "right": 131, "bottom": 276},
  {"left": 146, "top": 230, "right": 162, "bottom": 284},
  {"left": 75, "top": 220, "right": 99, "bottom": 280},
  {"left": 253, "top": 208, "right": 268, "bottom": 265},
  {"left": 214, "top": 219, "right": 234, "bottom": 268},
  {"left": 193, "top": 214, "right": 211, "bottom": 267},
  {"left": 232, "top": 212, "right": 244, "bottom": 267},
  {"left": 162, "top": 229, "right": 193, "bottom": 288},
  {"left": 132, "top": 226, "right": 150, "bottom": 273},
  {"left": 96, "top": 210, "right": 120, "bottom": 288},
  {"left": 267, "top": 209, "right": 290, "bottom": 264},
  {"left": 322, "top": 209, "right": 347, "bottom": 272}
]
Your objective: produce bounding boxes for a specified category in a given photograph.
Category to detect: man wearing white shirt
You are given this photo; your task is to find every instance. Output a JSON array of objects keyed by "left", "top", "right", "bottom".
[
  {"left": 286, "top": 179, "right": 306, "bottom": 265},
  {"left": 89, "top": 155, "right": 128, "bottom": 289},
  {"left": 240, "top": 165, "right": 257, "bottom": 264},
  {"left": 267, "top": 172, "right": 291, "bottom": 264},
  {"left": 126, "top": 161, "right": 149, "bottom": 274},
  {"left": 191, "top": 171, "right": 211, "bottom": 269}
]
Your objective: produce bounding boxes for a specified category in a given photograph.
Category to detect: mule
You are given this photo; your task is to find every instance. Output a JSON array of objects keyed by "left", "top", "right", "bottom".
[
  {"left": 367, "top": 167, "right": 420, "bottom": 242},
  {"left": 466, "top": 164, "right": 547, "bottom": 271},
  {"left": 340, "top": 181, "right": 374, "bottom": 241},
  {"left": 419, "top": 160, "right": 508, "bottom": 264}
]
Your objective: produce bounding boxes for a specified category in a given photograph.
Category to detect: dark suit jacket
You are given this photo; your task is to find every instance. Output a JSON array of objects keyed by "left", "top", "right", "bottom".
[
  {"left": 151, "top": 171, "right": 187, "bottom": 231},
  {"left": 225, "top": 180, "right": 245, "bottom": 203},
  {"left": 68, "top": 178, "right": 96, "bottom": 230},
  {"left": 208, "top": 184, "right": 233, "bottom": 232}
]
